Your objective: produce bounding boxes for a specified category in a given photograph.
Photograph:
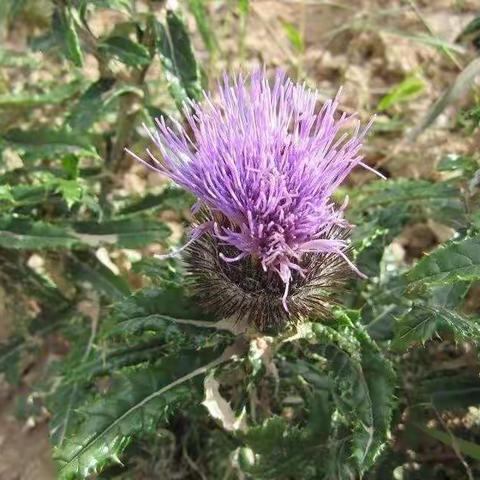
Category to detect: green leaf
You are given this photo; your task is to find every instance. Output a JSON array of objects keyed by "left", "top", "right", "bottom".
[
  {"left": 67, "top": 251, "right": 130, "bottom": 301},
  {"left": 0, "top": 216, "right": 170, "bottom": 249},
  {"left": 418, "top": 425, "right": 480, "bottom": 462},
  {"left": 361, "top": 276, "right": 410, "bottom": 341},
  {"left": 240, "top": 417, "right": 318, "bottom": 478},
  {"left": 1, "top": 128, "right": 99, "bottom": 161},
  {"left": 420, "top": 373, "right": 480, "bottom": 410},
  {"left": 282, "top": 22, "right": 304, "bottom": 52},
  {"left": 0, "top": 186, "right": 14, "bottom": 204},
  {"left": 456, "top": 15, "right": 480, "bottom": 43},
  {"left": 154, "top": 11, "right": 202, "bottom": 106},
  {"left": 377, "top": 74, "right": 425, "bottom": 111},
  {"left": 66, "top": 78, "right": 115, "bottom": 130},
  {"left": 68, "top": 80, "right": 143, "bottom": 130},
  {"left": 348, "top": 179, "right": 467, "bottom": 230},
  {"left": 0, "top": 80, "right": 84, "bottom": 108},
  {"left": 253, "top": 319, "right": 395, "bottom": 478},
  {"left": 99, "top": 36, "right": 151, "bottom": 67},
  {"left": 54, "top": 344, "right": 237, "bottom": 479},
  {"left": 238, "top": 0, "right": 249, "bottom": 15},
  {"left": 392, "top": 305, "right": 480, "bottom": 351},
  {"left": 429, "top": 282, "right": 470, "bottom": 309},
  {"left": 0, "top": 217, "right": 79, "bottom": 249},
  {"left": 406, "top": 237, "right": 480, "bottom": 290},
  {"left": 187, "top": 0, "right": 218, "bottom": 53},
  {"left": 0, "top": 306, "right": 72, "bottom": 384},
  {"left": 131, "top": 256, "right": 184, "bottom": 287},
  {"left": 62, "top": 155, "right": 80, "bottom": 178},
  {"left": 437, "top": 154, "right": 478, "bottom": 177},
  {"left": 312, "top": 321, "right": 394, "bottom": 472},
  {"left": 119, "top": 185, "right": 194, "bottom": 215},
  {"left": 72, "top": 217, "right": 170, "bottom": 249},
  {"left": 106, "top": 284, "right": 212, "bottom": 335},
  {"left": 56, "top": 5, "right": 84, "bottom": 67}
]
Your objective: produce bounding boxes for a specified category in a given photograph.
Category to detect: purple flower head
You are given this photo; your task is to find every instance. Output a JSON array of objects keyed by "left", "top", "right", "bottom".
[{"left": 128, "top": 69, "right": 380, "bottom": 329}]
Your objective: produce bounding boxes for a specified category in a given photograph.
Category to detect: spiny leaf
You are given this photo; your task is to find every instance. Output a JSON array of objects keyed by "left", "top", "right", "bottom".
[
  {"left": 119, "top": 185, "right": 194, "bottom": 215},
  {"left": 253, "top": 319, "right": 395, "bottom": 478},
  {"left": 67, "top": 251, "right": 130, "bottom": 301},
  {"left": 406, "top": 237, "right": 480, "bottom": 290},
  {"left": 54, "top": 344, "right": 238, "bottom": 480},
  {"left": 66, "top": 78, "right": 117, "bottom": 130},
  {"left": 392, "top": 305, "right": 480, "bottom": 351},
  {"left": 72, "top": 217, "right": 171, "bottom": 249},
  {"left": 1, "top": 128, "right": 99, "bottom": 161},
  {"left": 103, "top": 284, "right": 218, "bottom": 342},
  {"left": 0, "top": 216, "right": 170, "bottom": 249},
  {"left": 0, "top": 80, "right": 84, "bottom": 108},
  {"left": 0, "top": 306, "right": 72, "bottom": 384},
  {"left": 154, "top": 10, "right": 202, "bottom": 106}
]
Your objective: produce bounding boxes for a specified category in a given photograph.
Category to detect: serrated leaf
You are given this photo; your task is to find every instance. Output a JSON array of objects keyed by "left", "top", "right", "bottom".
[
  {"left": 104, "top": 284, "right": 217, "bottom": 341},
  {"left": 392, "top": 305, "right": 480, "bottom": 351},
  {"left": 349, "top": 179, "right": 466, "bottom": 228},
  {"left": 99, "top": 36, "right": 151, "bottom": 67},
  {"left": 0, "top": 217, "right": 79, "bottom": 249},
  {"left": 67, "top": 251, "right": 130, "bottom": 301},
  {"left": 1, "top": 128, "right": 99, "bottom": 161},
  {"left": 406, "top": 237, "right": 480, "bottom": 289},
  {"left": 240, "top": 417, "right": 317, "bottom": 478},
  {"left": 313, "top": 323, "right": 392, "bottom": 472},
  {"left": 73, "top": 217, "right": 170, "bottom": 248},
  {"left": 353, "top": 327, "right": 395, "bottom": 468},
  {"left": 119, "top": 185, "right": 194, "bottom": 215},
  {"left": 68, "top": 81, "right": 143, "bottom": 130},
  {"left": 0, "top": 79, "right": 84, "bottom": 108},
  {"left": 0, "top": 306, "right": 72, "bottom": 384},
  {"left": 361, "top": 276, "right": 410, "bottom": 341},
  {"left": 66, "top": 78, "right": 116, "bottom": 130},
  {"left": 429, "top": 282, "right": 470, "bottom": 309},
  {"left": 154, "top": 11, "right": 202, "bottom": 106},
  {"left": 54, "top": 343, "right": 239, "bottom": 479},
  {"left": 0, "top": 216, "right": 170, "bottom": 249},
  {"left": 245, "top": 320, "right": 394, "bottom": 478}
]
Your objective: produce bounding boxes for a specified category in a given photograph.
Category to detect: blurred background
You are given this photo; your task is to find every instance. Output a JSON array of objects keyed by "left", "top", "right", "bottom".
[{"left": 1, "top": 0, "right": 480, "bottom": 479}]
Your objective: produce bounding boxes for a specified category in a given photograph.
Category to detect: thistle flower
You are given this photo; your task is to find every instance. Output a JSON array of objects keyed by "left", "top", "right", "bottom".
[{"left": 128, "top": 70, "right": 380, "bottom": 331}]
